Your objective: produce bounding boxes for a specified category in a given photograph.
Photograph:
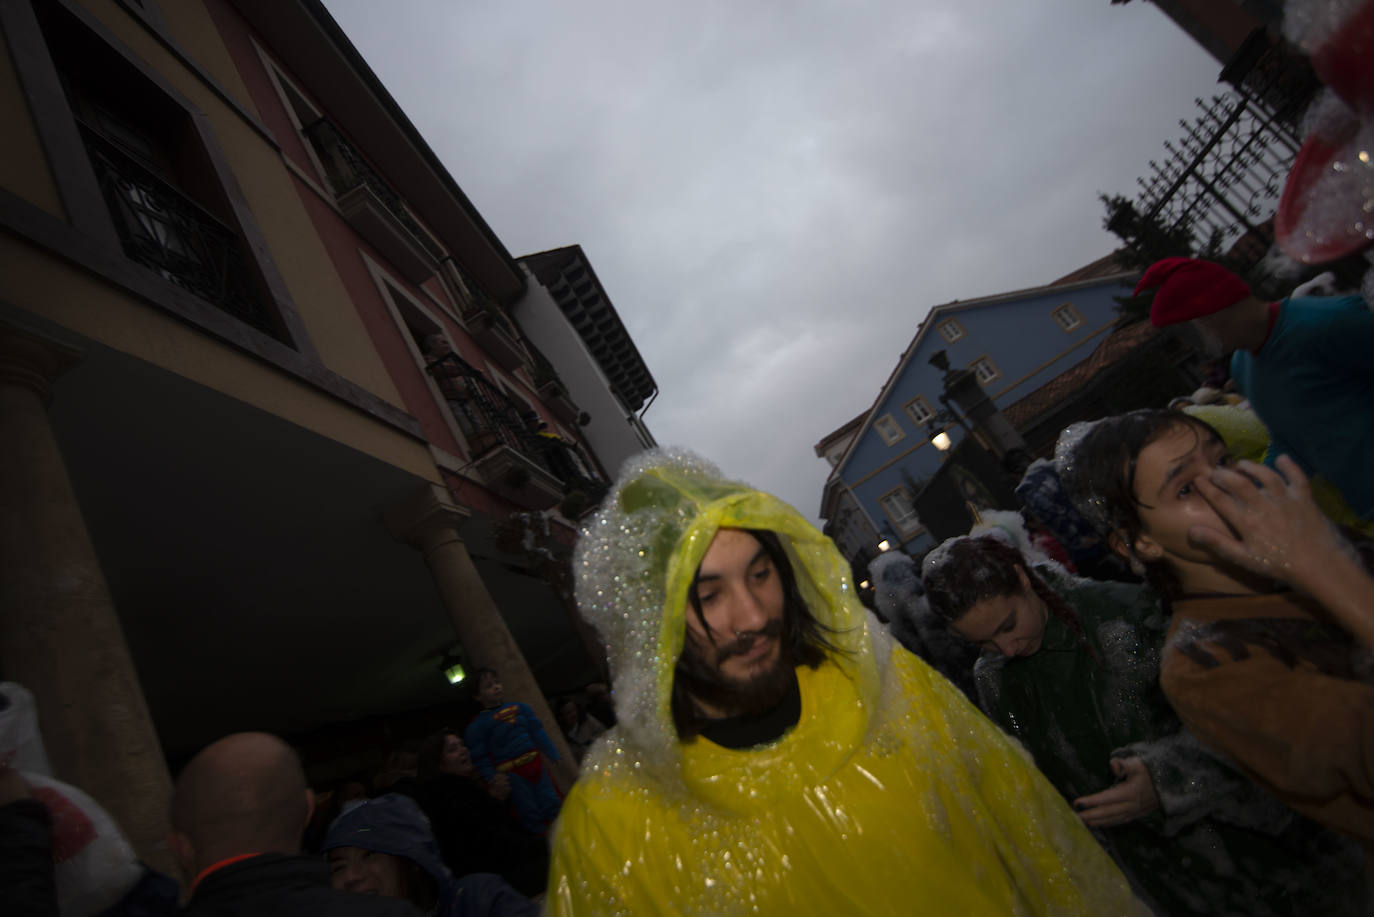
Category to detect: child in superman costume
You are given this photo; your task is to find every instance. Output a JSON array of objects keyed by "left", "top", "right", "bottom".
[{"left": 464, "top": 668, "right": 563, "bottom": 835}]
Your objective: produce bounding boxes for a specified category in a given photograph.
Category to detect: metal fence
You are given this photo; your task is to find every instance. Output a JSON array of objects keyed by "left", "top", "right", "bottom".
[
  {"left": 427, "top": 353, "right": 606, "bottom": 501},
  {"left": 1119, "top": 34, "right": 1317, "bottom": 275}
]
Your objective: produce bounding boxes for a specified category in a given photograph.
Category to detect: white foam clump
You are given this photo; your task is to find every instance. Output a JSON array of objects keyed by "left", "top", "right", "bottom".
[
  {"left": 1051, "top": 420, "right": 1116, "bottom": 536},
  {"left": 1283, "top": 0, "right": 1367, "bottom": 52},
  {"left": 869, "top": 550, "right": 923, "bottom": 621},
  {"left": 1284, "top": 118, "right": 1374, "bottom": 262},
  {"left": 1290, "top": 270, "right": 1342, "bottom": 296},
  {"left": 971, "top": 510, "right": 1066, "bottom": 571},
  {"left": 1300, "top": 88, "right": 1359, "bottom": 142},
  {"left": 920, "top": 536, "right": 959, "bottom": 580},
  {"left": 1260, "top": 245, "right": 1310, "bottom": 283},
  {"left": 1051, "top": 421, "right": 1100, "bottom": 477}
]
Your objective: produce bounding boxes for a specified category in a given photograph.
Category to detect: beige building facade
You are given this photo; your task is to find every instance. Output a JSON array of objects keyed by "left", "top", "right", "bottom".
[{"left": 0, "top": 0, "right": 639, "bottom": 876}]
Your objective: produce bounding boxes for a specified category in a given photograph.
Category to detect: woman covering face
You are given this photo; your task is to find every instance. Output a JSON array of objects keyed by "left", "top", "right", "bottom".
[
  {"left": 1061, "top": 408, "right": 1374, "bottom": 874},
  {"left": 923, "top": 531, "right": 1367, "bottom": 915}
]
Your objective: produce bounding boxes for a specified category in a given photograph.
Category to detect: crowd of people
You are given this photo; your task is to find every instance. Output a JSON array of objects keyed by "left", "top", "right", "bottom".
[
  {"left": 3, "top": 256, "right": 1373, "bottom": 915},
  {"left": 1, "top": 664, "right": 616, "bottom": 916}
]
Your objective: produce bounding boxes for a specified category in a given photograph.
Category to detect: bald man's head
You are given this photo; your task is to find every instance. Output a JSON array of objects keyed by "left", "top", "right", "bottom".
[{"left": 170, "top": 733, "right": 312, "bottom": 875}]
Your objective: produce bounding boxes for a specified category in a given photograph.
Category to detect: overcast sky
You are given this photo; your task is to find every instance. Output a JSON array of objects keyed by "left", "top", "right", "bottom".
[{"left": 320, "top": 0, "right": 1223, "bottom": 523}]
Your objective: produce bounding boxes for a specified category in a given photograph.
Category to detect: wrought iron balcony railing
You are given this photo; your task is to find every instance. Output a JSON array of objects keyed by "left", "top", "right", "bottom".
[
  {"left": 303, "top": 118, "right": 446, "bottom": 263},
  {"left": 81, "top": 125, "right": 282, "bottom": 340},
  {"left": 426, "top": 352, "right": 606, "bottom": 497}
]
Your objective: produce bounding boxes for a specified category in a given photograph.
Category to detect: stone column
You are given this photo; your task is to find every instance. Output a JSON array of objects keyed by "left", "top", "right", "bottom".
[
  {"left": 0, "top": 322, "right": 177, "bottom": 877},
  {"left": 387, "top": 484, "right": 578, "bottom": 788}
]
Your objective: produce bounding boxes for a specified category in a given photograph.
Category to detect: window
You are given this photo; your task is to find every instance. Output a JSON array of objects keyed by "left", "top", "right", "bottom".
[
  {"left": 904, "top": 395, "right": 934, "bottom": 427},
  {"left": 1052, "top": 302, "right": 1083, "bottom": 331},
  {"left": 28, "top": 0, "right": 296, "bottom": 345},
  {"left": 256, "top": 42, "right": 447, "bottom": 280},
  {"left": 879, "top": 489, "right": 921, "bottom": 534},
  {"left": 970, "top": 355, "right": 1001, "bottom": 385},
  {"left": 938, "top": 317, "right": 965, "bottom": 343},
  {"left": 874, "top": 414, "right": 904, "bottom": 446}
]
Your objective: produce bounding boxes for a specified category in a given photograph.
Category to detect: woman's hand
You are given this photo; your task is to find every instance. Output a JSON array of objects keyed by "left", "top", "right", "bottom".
[
  {"left": 1072, "top": 757, "right": 1160, "bottom": 828},
  {"left": 1189, "top": 456, "right": 1374, "bottom": 651},
  {"left": 1187, "top": 455, "right": 1344, "bottom": 585}
]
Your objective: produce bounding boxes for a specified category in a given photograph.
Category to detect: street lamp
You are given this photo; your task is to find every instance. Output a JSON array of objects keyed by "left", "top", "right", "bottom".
[
  {"left": 877, "top": 537, "right": 891, "bottom": 552},
  {"left": 924, "top": 407, "right": 966, "bottom": 455}
]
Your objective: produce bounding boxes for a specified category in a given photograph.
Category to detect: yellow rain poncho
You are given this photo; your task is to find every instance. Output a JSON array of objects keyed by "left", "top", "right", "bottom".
[{"left": 549, "top": 450, "right": 1136, "bottom": 915}]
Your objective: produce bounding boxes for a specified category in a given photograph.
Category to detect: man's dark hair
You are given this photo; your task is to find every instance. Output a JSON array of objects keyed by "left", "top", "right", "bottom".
[
  {"left": 1062, "top": 409, "right": 1223, "bottom": 597},
  {"left": 472, "top": 666, "right": 497, "bottom": 687},
  {"left": 671, "top": 528, "right": 843, "bottom": 737}
]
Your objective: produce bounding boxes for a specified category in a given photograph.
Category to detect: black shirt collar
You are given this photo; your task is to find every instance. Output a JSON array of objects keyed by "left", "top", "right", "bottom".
[{"left": 698, "top": 669, "right": 802, "bottom": 750}]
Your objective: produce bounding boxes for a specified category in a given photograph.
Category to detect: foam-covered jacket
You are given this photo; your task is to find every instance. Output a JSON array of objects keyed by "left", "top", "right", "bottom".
[
  {"left": 547, "top": 450, "right": 1136, "bottom": 915},
  {"left": 975, "top": 569, "right": 1368, "bottom": 915}
]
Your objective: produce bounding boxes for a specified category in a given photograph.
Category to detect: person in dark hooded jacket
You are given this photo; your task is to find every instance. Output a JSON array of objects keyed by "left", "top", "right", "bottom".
[{"left": 324, "top": 793, "right": 536, "bottom": 917}]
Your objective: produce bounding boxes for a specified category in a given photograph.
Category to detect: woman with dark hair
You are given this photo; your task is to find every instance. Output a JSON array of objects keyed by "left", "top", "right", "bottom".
[
  {"left": 397, "top": 730, "right": 548, "bottom": 898},
  {"left": 554, "top": 698, "right": 606, "bottom": 765},
  {"left": 1061, "top": 408, "right": 1374, "bottom": 871},
  {"left": 923, "top": 532, "right": 1366, "bottom": 915}
]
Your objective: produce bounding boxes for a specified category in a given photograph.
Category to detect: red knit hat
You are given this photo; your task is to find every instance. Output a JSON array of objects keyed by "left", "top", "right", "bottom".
[{"left": 1136, "top": 257, "right": 1251, "bottom": 328}]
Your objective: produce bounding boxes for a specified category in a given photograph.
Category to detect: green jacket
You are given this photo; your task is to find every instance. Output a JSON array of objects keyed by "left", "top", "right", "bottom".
[{"left": 976, "top": 568, "right": 1368, "bottom": 916}]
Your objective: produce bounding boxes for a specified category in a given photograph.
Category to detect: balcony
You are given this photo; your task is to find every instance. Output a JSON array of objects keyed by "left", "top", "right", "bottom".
[
  {"left": 471, "top": 443, "right": 563, "bottom": 509},
  {"left": 529, "top": 347, "right": 580, "bottom": 425},
  {"left": 82, "top": 127, "right": 283, "bottom": 341},
  {"left": 304, "top": 119, "right": 444, "bottom": 284},
  {"left": 539, "top": 379, "right": 580, "bottom": 425},
  {"left": 460, "top": 297, "right": 527, "bottom": 371},
  {"left": 428, "top": 353, "right": 605, "bottom": 510}
]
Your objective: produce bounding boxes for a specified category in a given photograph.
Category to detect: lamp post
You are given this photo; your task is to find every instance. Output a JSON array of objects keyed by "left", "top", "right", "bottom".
[
  {"left": 928, "top": 349, "right": 1026, "bottom": 461},
  {"left": 928, "top": 348, "right": 1031, "bottom": 479}
]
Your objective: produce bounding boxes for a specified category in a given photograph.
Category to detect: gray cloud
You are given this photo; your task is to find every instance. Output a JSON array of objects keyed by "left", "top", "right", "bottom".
[{"left": 322, "top": 0, "right": 1221, "bottom": 520}]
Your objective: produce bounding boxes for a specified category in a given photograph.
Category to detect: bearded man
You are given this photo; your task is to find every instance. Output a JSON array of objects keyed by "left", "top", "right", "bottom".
[{"left": 545, "top": 450, "right": 1138, "bottom": 915}]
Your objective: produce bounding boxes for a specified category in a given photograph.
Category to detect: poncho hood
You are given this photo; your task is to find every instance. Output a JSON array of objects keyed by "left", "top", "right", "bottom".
[{"left": 573, "top": 449, "right": 879, "bottom": 781}]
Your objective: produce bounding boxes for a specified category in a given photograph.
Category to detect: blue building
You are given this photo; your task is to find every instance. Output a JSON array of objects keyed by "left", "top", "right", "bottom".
[{"left": 819, "top": 269, "right": 1141, "bottom": 557}]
